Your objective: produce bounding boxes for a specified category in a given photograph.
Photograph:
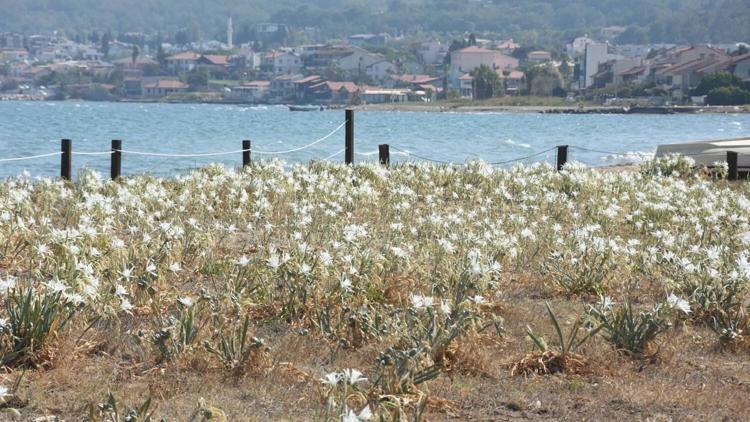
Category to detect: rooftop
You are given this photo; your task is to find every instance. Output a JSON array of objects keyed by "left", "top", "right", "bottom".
[
  {"left": 166, "top": 52, "right": 200, "bottom": 61},
  {"left": 143, "top": 80, "right": 188, "bottom": 89}
]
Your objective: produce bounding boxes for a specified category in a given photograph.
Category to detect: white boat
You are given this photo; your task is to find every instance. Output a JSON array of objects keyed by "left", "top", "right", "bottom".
[
  {"left": 288, "top": 105, "right": 324, "bottom": 112},
  {"left": 656, "top": 137, "right": 750, "bottom": 168}
]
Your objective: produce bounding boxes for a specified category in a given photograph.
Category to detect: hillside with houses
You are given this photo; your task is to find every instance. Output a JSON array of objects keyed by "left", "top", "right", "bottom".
[{"left": 1, "top": 20, "right": 749, "bottom": 106}]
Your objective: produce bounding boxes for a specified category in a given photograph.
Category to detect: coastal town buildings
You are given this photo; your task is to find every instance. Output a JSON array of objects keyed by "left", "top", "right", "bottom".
[{"left": 0, "top": 27, "right": 748, "bottom": 105}]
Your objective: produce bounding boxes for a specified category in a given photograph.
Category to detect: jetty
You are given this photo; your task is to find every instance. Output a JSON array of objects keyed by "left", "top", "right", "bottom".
[{"left": 656, "top": 137, "right": 750, "bottom": 170}]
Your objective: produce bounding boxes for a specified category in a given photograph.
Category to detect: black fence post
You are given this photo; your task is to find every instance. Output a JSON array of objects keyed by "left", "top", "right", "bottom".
[
  {"left": 61, "top": 138, "right": 72, "bottom": 180},
  {"left": 345, "top": 109, "right": 354, "bottom": 165},
  {"left": 727, "top": 150, "right": 738, "bottom": 181},
  {"left": 243, "top": 140, "right": 251, "bottom": 167},
  {"left": 556, "top": 145, "right": 568, "bottom": 171},
  {"left": 111, "top": 139, "right": 122, "bottom": 180},
  {"left": 379, "top": 144, "right": 390, "bottom": 166}
]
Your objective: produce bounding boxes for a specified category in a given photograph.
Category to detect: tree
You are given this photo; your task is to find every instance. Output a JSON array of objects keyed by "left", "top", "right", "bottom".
[
  {"left": 732, "top": 45, "right": 749, "bottom": 56},
  {"left": 525, "top": 63, "right": 564, "bottom": 96},
  {"left": 131, "top": 46, "right": 140, "bottom": 65},
  {"left": 186, "top": 68, "right": 210, "bottom": 91},
  {"left": 468, "top": 33, "right": 477, "bottom": 46},
  {"left": 142, "top": 63, "right": 161, "bottom": 77},
  {"left": 156, "top": 43, "right": 168, "bottom": 70},
  {"left": 558, "top": 54, "right": 572, "bottom": 84},
  {"left": 470, "top": 64, "right": 502, "bottom": 100},
  {"left": 692, "top": 71, "right": 745, "bottom": 96},
  {"left": 706, "top": 86, "right": 750, "bottom": 105},
  {"left": 101, "top": 32, "right": 111, "bottom": 59}
]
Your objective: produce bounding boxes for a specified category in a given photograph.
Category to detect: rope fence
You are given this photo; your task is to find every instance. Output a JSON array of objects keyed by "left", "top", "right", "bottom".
[
  {"left": 0, "top": 109, "right": 747, "bottom": 181},
  {"left": 0, "top": 151, "right": 63, "bottom": 163}
]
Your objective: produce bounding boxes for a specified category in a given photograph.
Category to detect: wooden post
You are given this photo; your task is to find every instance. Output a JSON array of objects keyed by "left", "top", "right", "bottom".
[
  {"left": 556, "top": 145, "right": 568, "bottom": 171},
  {"left": 111, "top": 139, "right": 122, "bottom": 180},
  {"left": 61, "top": 138, "right": 72, "bottom": 180},
  {"left": 345, "top": 109, "right": 354, "bottom": 165},
  {"left": 242, "top": 140, "right": 251, "bottom": 167},
  {"left": 379, "top": 144, "right": 390, "bottom": 166},
  {"left": 727, "top": 150, "right": 738, "bottom": 181}
]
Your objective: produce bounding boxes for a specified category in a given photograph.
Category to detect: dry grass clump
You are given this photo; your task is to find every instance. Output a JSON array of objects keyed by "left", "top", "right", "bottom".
[{"left": 511, "top": 350, "right": 589, "bottom": 376}]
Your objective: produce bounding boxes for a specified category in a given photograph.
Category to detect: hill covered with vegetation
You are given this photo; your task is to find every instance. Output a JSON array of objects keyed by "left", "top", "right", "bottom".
[{"left": 1, "top": 0, "right": 749, "bottom": 44}]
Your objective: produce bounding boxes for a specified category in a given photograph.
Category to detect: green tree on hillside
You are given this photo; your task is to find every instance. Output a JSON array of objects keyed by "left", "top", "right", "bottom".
[
  {"left": 691, "top": 71, "right": 745, "bottom": 96},
  {"left": 470, "top": 64, "right": 502, "bottom": 100},
  {"left": 101, "top": 32, "right": 111, "bottom": 59},
  {"left": 706, "top": 87, "right": 750, "bottom": 105},
  {"left": 131, "top": 46, "right": 139, "bottom": 65},
  {"left": 156, "top": 43, "right": 168, "bottom": 70},
  {"left": 525, "top": 63, "right": 564, "bottom": 96},
  {"left": 186, "top": 68, "right": 209, "bottom": 91}
]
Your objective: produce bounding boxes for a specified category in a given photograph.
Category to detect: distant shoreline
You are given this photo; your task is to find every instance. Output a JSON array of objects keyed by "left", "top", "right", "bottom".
[
  {"left": 2, "top": 96, "right": 749, "bottom": 114},
  {"left": 352, "top": 103, "right": 750, "bottom": 114}
]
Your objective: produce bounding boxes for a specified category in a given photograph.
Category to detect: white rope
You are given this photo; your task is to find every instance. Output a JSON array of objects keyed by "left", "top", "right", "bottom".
[
  {"left": 0, "top": 151, "right": 62, "bottom": 162},
  {"left": 117, "top": 148, "right": 249, "bottom": 158},
  {"left": 321, "top": 148, "right": 345, "bottom": 161},
  {"left": 117, "top": 120, "right": 348, "bottom": 158},
  {"left": 71, "top": 151, "right": 115, "bottom": 156},
  {"left": 253, "top": 120, "right": 347, "bottom": 155}
]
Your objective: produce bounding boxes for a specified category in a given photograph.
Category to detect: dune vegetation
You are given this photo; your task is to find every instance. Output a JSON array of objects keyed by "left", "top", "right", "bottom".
[{"left": 0, "top": 156, "right": 748, "bottom": 420}]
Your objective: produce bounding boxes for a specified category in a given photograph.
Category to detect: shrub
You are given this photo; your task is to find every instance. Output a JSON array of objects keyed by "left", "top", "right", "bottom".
[
  {"left": 639, "top": 154, "right": 695, "bottom": 177},
  {"left": 88, "top": 392, "right": 155, "bottom": 422},
  {"left": 0, "top": 287, "right": 76, "bottom": 367},
  {"left": 512, "top": 303, "right": 602, "bottom": 375},
  {"left": 706, "top": 86, "right": 750, "bottom": 106},
  {"left": 586, "top": 299, "right": 673, "bottom": 356},
  {"left": 203, "top": 315, "right": 267, "bottom": 372}
]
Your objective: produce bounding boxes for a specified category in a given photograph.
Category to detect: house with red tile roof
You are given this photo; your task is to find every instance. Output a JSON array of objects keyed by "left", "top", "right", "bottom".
[
  {"left": 198, "top": 55, "right": 229, "bottom": 66},
  {"left": 165, "top": 52, "right": 200, "bottom": 74},
  {"left": 143, "top": 79, "right": 188, "bottom": 97},
  {"left": 308, "top": 81, "right": 366, "bottom": 104},
  {"left": 450, "top": 46, "right": 519, "bottom": 75}
]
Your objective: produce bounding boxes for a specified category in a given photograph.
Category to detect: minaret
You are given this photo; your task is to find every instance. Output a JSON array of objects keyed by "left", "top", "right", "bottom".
[{"left": 227, "top": 16, "right": 233, "bottom": 49}]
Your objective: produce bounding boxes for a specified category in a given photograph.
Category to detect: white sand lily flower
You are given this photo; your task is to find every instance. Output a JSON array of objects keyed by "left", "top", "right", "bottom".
[
  {"left": 177, "top": 296, "right": 194, "bottom": 307},
  {"left": 236, "top": 255, "right": 250, "bottom": 267},
  {"left": 342, "top": 368, "right": 367, "bottom": 384},
  {"left": 343, "top": 405, "right": 372, "bottom": 422},
  {"left": 666, "top": 293, "right": 691, "bottom": 314},
  {"left": 339, "top": 275, "right": 352, "bottom": 291},
  {"left": 320, "top": 372, "right": 341, "bottom": 386},
  {"left": 120, "top": 298, "right": 134, "bottom": 314},
  {"left": 410, "top": 293, "right": 434, "bottom": 310}
]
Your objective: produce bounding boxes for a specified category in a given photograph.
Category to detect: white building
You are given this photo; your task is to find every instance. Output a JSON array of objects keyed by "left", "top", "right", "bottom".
[
  {"left": 450, "top": 46, "right": 519, "bottom": 75},
  {"left": 415, "top": 41, "right": 445, "bottom": 65},
  {"left": 566, "top": 36, "right": 596, "bottom": 58},
  {"left": 166, "top": 52, "right": 200, "bottom": 74},
  {"left": 336, "top": 48, "right": 382, "bottom": 73},
  {"left": 366, "top": 60, "right": 397, "bottom": 82},
  {"left": 360, "top": 88, "right": 408, "bottom": 104},
  {"left": 143, "top": 79, "right": 188, "bottom": 97},
  {"left": 581, "top": 43, "right": 624, "bottom": 89},
  {"left": 230, "top": 80, "right": 270, "bottom": 102},
  {"left": 260, "top": 51, "right": 302, "bottom": 75}
]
